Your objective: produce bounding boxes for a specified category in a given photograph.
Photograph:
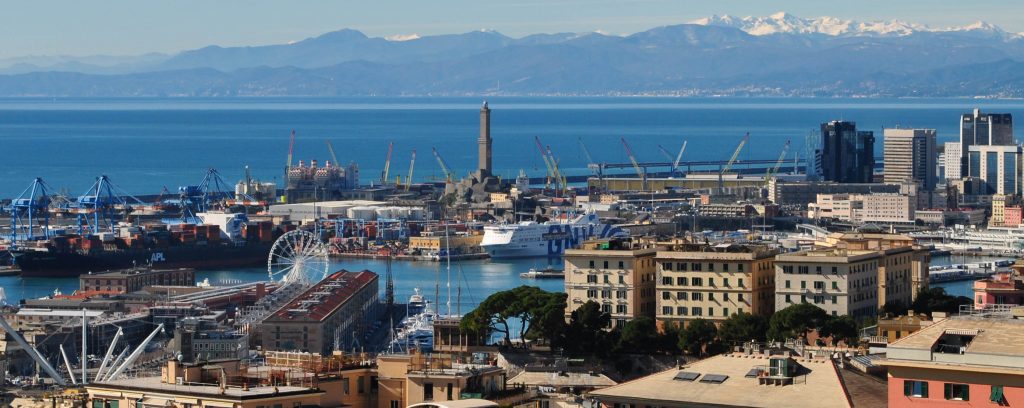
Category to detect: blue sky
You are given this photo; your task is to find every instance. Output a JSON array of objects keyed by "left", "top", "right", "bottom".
[{"left": 4, "top": 0, "right": 1024, "bottom": 58}]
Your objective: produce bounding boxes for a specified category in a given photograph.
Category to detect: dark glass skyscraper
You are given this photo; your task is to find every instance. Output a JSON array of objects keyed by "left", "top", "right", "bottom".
[{"left": 818, "top": 121, "right": 875, "bottom": 183}]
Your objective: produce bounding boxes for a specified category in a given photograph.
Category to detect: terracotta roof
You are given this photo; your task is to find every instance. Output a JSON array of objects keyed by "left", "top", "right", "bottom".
[{"left": 266, "top": 270, "right": 377, "bottom": 323}]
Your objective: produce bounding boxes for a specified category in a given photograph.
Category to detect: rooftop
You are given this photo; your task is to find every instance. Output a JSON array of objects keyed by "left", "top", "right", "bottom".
[
  {"left": 508, "top": 371, "right": 616, "bottom": 389},
  {"left": 90, "top": 375, "right": 321, "bottom": 400},
  {"left": 775, "top": 248, "right": 880, "bottom": 263},
  {"left": 885, "top": 315, "right": 1024, "bottom": 371},
  {"left": 265, "top": 270, "right": 377, "bottom": 323},
  {"left": 588, "top": 353, "right": 851, "bottom": 408},
  {"left": 84, "top": 267, "right": 195, "bottom": 278}
]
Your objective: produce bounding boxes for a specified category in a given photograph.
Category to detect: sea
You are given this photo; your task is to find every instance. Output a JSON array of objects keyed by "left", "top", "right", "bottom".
[{"left": 2, "top": 96, "right": 1023, "bottom": 306}]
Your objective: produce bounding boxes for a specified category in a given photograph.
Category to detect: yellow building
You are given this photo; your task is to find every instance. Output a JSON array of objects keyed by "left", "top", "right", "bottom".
[
  {"left": 408, "top": 235, "right": 484, "bottom": 254},
  {"left": 818, "top": 231, "right": 931, "bottom": 301},
  {"left": 564, "top": 238, "right": 660, "bottom": 329},
  {"left": 655, "top": 243, "right": 778, "bottom": 328},
  {"left": 86, "top": 360, "right": 324, "bottom": 408},
  {"left": 377, "top": 353, "right": 515, "bottom": 408}
]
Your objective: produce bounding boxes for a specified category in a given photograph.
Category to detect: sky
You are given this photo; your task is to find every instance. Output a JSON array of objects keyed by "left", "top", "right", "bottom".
[{"left": 3, "top": 0, "right": 1024, "bottom": 59}]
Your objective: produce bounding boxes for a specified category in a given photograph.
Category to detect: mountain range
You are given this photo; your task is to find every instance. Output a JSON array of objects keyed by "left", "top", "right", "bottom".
[{"left": 4, "top": 12, "right": 1024, "bottom": 97}]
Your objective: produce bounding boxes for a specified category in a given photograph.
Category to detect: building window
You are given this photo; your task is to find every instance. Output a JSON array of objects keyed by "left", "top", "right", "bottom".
[
  {"left": 447, "top": 383, "right": 454, "bottom": 400},
  {"left": 604, "top": 275, "right": 610, "bottom": 284},
  {"left": 677, "top": 291, "right": 686, "bottom": 300},
  {"left": 723, "top": 293, "right": 730, "bottom": 301},
  {"left": 601, "top": 290, "right": 610, "bottom": 298},
  {"left": 390, "top": 401, "right": 399, "bottom": 408},
  {"left": 785, "top": 294, "right": 792, "bottom": 303},
  {"left": 738, "top": 278, "right": 744, "bottom": 287},
  {"left": 814, "top": 281, "right": 824, "bottom": 290},
  {"left": 618, "top": 261, "right": 625, "bottom": 269},
  {"left": 801, "top": 281, "right": 807, "bottom": 289},
  {"left": 692, "top": 292, "right": 703, "bottom": 301},
  {"left": 738, "top": 264, "right": 744, "bottom": 272},
  {"left": 723, "top": 308, "right": 729, "bottom": 316},
  {"left": 723, "top": 264, "right": 730, "bottom": 272},
  {"left": 662, "top": 306, "right": 673, "bottom": 315},
  {"left": 904, "top": 380, "right": 928, "bottom": 398},
  {"left": 944, "top": 383, "right": 969, "bottom": 401},
  {"left": 708, "top": 308, "right": 714, "bottom": 316},
  {"left": 832, "top": 281, "right": 839, "bottom": 290},
  {"left": 619, "top": 275, "right": 626, "bottom": 284},
  {"left": 677, "top": 277, "right": 687, "bottom": 286},
  {"left": 708, "top": 293, "right": 716, "bottom": 301},
  {"left": 587, "top": 275, "right": 598, "bottom": 283},
  {"left": 709, "top": 278, "right": 715, "bottom": 286},
  {"left": 602, "top": 304, "right": 611, "bottom": 313},
  {"left": 785, "top": 280, "right": 791, "bottom": 288},
  {"left": 603, "top": 261, "right": 609, "bottom": 268},
  {"left": 662, "top": 291, "right": 671, "bottom": 300},
  {"left": 424, "top": 382, "right": 434, "bottom": 400},
  {"left": 617, "top": 290, "right": 627, "bottom": 299},
  {"left": 677, "top": 306, "right": 687, "bottom": 315},
  {"left": 832, "top": 266, "right": 838, "bottom": 274},
  {"left": 589, "top": 260, "right": 595, "bottom": 268},
  {"left": 738, "top": 293, "right": 745, "bottom": 302},
  {"left": 708, "top": 263, "right": 715, "bottom": 272},
  {"left": 663, "top": 262, "right": 673, "bottom": 271},
  {"left": 832, "top": 296, "right": 837, "bottom": 304},
  {"left": 692, "top": 277, "right": 703, "bottom": 286},
  {"left": 587, "top": 289, "right": 597, "bottom": 298},
  {"left": 991, "top": 385, "right": 1005, "bottom": 403},
  {"left": 691, "top": 307, "right": 702, "bottom": 316},
  {"left": 679, "top": 262, "right": 687, "bottom": 271},
  {"left": 691, "top": 263, "right": 702, "bottom": 271},
  {"left": 662, "top": 277, "right": 673, "bottom": 285},
  {"left": 616, "top": 304, "right": 627, "bottom": 314}
]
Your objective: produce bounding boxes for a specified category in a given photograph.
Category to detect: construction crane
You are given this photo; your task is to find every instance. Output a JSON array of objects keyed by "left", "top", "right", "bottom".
[
  {"left": 763, "top": 140, "right": 791, "bottom": 188},
  {"left": 326, "top": 140, "right": 340, "bottom": 165},
  {"left": 672, "top": 141, "right": 688, "bottom": 176},
  {"left": 620, "top": 138, "right": 647, "bottom": 189},
  {"left": 534, "top": 136, "right": 556, "bottom": 189},
  {"left": 719, "top": 132, "right": 750, "bottom": 189},
  {"left": 546, "top": 145, "right": 568, "bottom": 193},
  {"left": 381, "top": 141, "right": 394, "bottom": 185},
  {"left": 405, "top": 150, "right": 416, "bottom": 191},
  {"left": 578, "top": 137, "right": 595, "bottom": 167},
  {"left": 286, "top": 130, "right": 296, "bottom": 169},
  {"left": 431, "top": 147, "right": 454, "bottom": 182}
]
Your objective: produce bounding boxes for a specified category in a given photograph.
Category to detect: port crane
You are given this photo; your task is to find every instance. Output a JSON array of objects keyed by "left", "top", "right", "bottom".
[
  {"left": 7, "top": 177, "right": 52, "bottom": 245},
  {"left": 620, "top": 138, "right": 647, "bottom": 190},
  {"left": 326, "top": 139, "right": 341, "bottom": 166},
  {"left": 546, "top": 144, "right": 568, "bottom": 193},
  {"left": 73, "top": 175, "right": 146, "bottom": 235},
  {"left": 405, "top": 149, "right": 416, "bottom": 191},
  {"left": 764, "top": 140, "right": 791, "bottom": 187},
  {"left": 432, "top": 147, "right": 455, "bottom": 182},
  {"left": 534, "top": 136, "right": 557, "bottom": 190},
  {"left": 381, "top": 141, "right": 394, "bottom": 185},
  {"left": 719, "top": 132, "right": 749, "bottom": 190},
  {"left": 286, "top": 130, "right": 296, "bottom": 169},
  {"left": 671, "top": 140, "right": 688, "bottom": 177}
]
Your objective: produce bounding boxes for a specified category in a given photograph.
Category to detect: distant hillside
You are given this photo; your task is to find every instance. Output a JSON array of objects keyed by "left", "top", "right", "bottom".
[{"left": 3, "top": 13, "right": 1024, "bottom": 97}]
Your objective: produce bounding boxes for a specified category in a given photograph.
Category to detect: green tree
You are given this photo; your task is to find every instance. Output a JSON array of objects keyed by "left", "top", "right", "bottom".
[
  {"left": 911, "top": 287, "right": 972, "bottom": 316},
  {"left": 460, "top": 286, "right": 567, "bottom": 347},
  {"left": 618, "top": 316, "right": 659, "bottom": 354},
  {"left": 564, "top": 301, "right": 612, "bottom": 356},
  {"left": 820, "top": 315, "right": 859, "bottom": 347},
  {"left": 678, "top": 318, "right": 718, "bottom": 356},
  {"left": 767, "top": 303, "right": 830, "bottom": 341},
  {"left": 659, "top": 322, "right": 682, "bottom": 354},
  {"left": 718, "top": 312, "right": 768, "bottom": 346}
]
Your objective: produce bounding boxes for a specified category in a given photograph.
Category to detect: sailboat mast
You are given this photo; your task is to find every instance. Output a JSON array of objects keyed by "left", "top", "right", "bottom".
[{"left": 445, "top": 223, "right": 452, "bottom": 317}]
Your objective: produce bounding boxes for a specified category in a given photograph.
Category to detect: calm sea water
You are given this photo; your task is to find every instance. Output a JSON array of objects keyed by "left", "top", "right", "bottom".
[
  {"left": 2, "top": 97, "right": 1022, "bottom": 305},
  {"left": 4, "top": 97, "right": 1024, "bottom": 198}
]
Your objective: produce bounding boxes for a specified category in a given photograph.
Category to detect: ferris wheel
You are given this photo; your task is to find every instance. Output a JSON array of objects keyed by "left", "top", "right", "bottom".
[{"left": 267, "top": 230, "right": 329, "bottom": 286}]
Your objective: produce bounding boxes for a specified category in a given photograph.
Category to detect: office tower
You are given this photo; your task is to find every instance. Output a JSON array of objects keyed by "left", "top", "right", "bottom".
[
  {"left": 959, "top": 109, "right": 1013, "bottom": 176},
  {"left": 883, "top": 128, "right": 937, "bottom": 190},
  {"left": 819, "top": 121, "right": 875, "bottom": 183},
  {"left": 966, "top": 144, "right": 1021, "bottom": 195},
  {"left": 943, "top": 142, "right": 961, "bottom": 180}
]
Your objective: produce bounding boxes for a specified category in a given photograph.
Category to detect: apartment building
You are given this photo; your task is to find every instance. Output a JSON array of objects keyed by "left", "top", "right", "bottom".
[
  {"left": 819, "top": 231, "right": 931, "bottom": 302},
  {"left": 810, "top": 193, "right": 915, "bottom": 225},
  {"left": 775, "top": 249, "right": 881, "bottom": 319},
  {"left": 654, "top": 243, "right": 778, "bottom": 328},
  {"left": 884, "top": 314, "right": 1024, "bottom": 407},
  {"left": 564, "top": 238, "right": 659, "bottom": 329}
]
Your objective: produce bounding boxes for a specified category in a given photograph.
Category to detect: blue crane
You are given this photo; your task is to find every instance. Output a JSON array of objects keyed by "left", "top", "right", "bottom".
[
  {"left": 7, "top": 177, "right": 52, "bottom": 245},
  {"left": 73, "top": 175, "right": 145, "bottom": 235}
]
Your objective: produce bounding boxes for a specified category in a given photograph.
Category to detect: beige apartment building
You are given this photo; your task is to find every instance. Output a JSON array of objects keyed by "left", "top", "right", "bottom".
[
  {"left": 654, "top": 243, "right": 778, "bottom": 328},
  {"left": 819, "top": 231, "right": 931, "bottom": 301},
  {"left": 564, "top": 238, "right": 659, "bottom": 329},
  {"left": 775, "top": 249, "right": 881, "bottom": 319},
  {"left": 810, "top": 193, "right": 915, "bottom": 224}
]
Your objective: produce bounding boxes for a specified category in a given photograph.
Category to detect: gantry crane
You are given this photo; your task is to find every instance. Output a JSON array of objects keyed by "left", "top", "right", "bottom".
[
  {"left": 7, "top": 177, "right": 52, "bottom": 245},
  {"left": 535, "top": 136, "right": 556, "bottom": 189},
  {"left": 718, "top": 132, "right": 749, "bottom": 189}
]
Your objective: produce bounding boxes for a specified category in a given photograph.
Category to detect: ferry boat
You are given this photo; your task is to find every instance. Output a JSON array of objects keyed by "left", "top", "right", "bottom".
[
  {"left": 481, "top": 212, "right": 625, "bottom": 259},
  {"left": 519, "top": 267, "right": 565, "bottom": 279}
]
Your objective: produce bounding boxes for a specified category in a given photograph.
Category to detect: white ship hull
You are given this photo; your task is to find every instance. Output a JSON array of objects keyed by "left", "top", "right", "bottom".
[{"left": 481, "top": 213, "right": 624, "bottom": 259}]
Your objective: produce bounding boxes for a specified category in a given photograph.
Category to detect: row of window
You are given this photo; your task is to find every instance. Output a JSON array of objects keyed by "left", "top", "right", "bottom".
[
  {"left": 783, "top": 280, "right": 840, "bottom": 290},
  {"left": 586, "top": 289, "right": 628, "bottom": 299},
  {"left": 660, "top": 306, "right": 743, "bottom": 317},
  {"left": 779, "top": 262, "right": 878, "bottom": 275},
  {"left": 662, "top": 261, "right": 747, "bottom": 272},
  {"left": 661, "top": 291, "right": 746, "bottom": 303},
  {"left": 586, "top": 274, "right": 627, "bottom": 284},
  {"left": 587, "top": 260, "right": 627, "bottom": 269},
  {"left": 903, "top": 380, "right": 1004, "bottom": 403},
  {"left": 783, "top": 294, "right": 838, "bottom": 305},
  {"left": 660, "top": 276, "right": 745, "bottom": 288}
]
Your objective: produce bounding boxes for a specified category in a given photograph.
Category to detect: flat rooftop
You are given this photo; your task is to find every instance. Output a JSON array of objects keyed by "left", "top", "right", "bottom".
[
  {"left": 588, "top": 353, "right": 851, "bottom": 408},
  {"left": 91, "top": 375, "right": 321, "bottom": 400},
  {"left": 885, "top": 315, "right": 1024, "bottom": 371}
]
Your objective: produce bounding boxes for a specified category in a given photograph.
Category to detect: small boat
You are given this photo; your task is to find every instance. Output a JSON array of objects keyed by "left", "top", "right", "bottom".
[
  {"left": 408, "top": 288, "right": 426, "bottom": 314},
  {"left": 520, "top": 267, "right": 565, "bottom": 279}
]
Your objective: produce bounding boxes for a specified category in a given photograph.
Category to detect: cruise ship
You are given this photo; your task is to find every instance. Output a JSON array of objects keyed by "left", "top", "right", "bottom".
[{"left": 481, "top": 212, "right": 625, "bottom": 259}]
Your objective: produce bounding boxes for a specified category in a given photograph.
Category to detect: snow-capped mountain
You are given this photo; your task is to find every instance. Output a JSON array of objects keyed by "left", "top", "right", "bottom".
[{"left": 690, "top": 12, "right": 1016, "bottom": 39}]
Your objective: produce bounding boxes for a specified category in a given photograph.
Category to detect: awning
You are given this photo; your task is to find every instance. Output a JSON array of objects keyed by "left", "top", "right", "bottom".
[{"left": 944, "top": 329, "right": 980, "bottom": 336}]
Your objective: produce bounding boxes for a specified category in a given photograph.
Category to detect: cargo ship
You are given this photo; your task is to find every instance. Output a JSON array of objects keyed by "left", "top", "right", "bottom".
[{"left": 13, "top": 212, "right": 280, "bottom": 278}]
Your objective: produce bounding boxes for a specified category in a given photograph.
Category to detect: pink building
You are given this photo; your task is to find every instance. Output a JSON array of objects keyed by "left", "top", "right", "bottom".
[
  {"left": 973, "top": 273, "right": 1024, "bottom": 309},
  {"left": 1005, "top": 206, "right": 1023, "bottom": 227}
]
